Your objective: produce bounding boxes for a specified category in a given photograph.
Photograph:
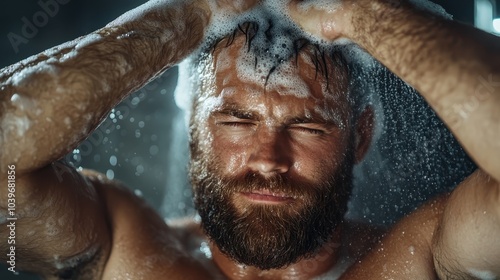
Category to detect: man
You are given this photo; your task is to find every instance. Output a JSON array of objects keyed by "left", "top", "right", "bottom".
[{"left": 0, "top": 0, "right": 499, "bottom": 279}]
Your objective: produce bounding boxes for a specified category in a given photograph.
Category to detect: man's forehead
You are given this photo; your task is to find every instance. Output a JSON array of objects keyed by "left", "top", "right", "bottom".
[{"left": 208, "top": 36, "right": 344, "bottom": 101}]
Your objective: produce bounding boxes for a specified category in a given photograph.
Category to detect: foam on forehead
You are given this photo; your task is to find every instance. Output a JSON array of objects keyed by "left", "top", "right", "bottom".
[
  {"left": 206, "top": 8, "right": 310, "bottom": 81},
  {"left": 232, "top": 43, "right": 314, "bottom": 99}
]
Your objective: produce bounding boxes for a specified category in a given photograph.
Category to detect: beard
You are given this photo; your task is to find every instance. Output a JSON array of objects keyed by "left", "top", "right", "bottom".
[{"left": 190, "top": 141, "right": 355, "bottom": 270}]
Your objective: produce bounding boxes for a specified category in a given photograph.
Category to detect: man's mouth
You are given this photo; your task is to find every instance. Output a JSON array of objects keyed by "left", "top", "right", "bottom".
[{"left": 239, "top": 189, "right": 295, "bottom": 204}]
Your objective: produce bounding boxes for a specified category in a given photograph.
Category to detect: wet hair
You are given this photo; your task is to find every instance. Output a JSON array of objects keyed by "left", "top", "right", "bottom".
[
  {"left": 201, "top": 21, "right": 347, "bottom": 89},
  {"left": 183, "top": 20, "right": 371, "bottom": 129}
]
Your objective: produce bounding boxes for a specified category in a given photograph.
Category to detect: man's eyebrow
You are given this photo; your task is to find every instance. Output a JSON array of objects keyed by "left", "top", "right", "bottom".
[
  {"left": 286, "top": 115, "right": 336, "bottom": 125},
  {"left": 210, "top": 104, "right": 343, "bottom": 126}
]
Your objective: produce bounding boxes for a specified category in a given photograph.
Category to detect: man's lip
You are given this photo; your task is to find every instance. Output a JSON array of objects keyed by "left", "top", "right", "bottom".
[{"left": 239, "top": 190, "right": 295, "bottom": 203}]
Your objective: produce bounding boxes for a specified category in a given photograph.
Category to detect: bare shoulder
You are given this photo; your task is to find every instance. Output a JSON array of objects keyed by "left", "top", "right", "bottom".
[
  {"left": 0, "top": 162, "right": 111, "bottom": 278},
  {"left": 341, "top": 195, "right": 448, "bottom": 279},
  {"left": 89, "top": 171, "right": 216, "bottom": 279},
  {"left": 0, "top": 163, "right": 215, "bottom": 279}
]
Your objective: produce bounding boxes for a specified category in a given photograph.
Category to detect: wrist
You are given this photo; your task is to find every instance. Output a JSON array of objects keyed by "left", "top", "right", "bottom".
[
  {"left": 346, "top": 0, "right": 429, "bottom": 56},
  {"left": 344, "top": 0, "right": 392, "bottom": 42}
]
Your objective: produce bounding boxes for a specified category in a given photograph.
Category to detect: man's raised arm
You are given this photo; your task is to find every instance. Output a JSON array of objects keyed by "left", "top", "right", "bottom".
[
  {"left": 0, "top": 0, "right": 210, "bottom": 176},
  {"left": 0, "top": 1, "right": 212, "bottom": 277},
  {"left": 290, "top": 0, "right": 500, "bottom": 182},
  {"left": 289, "top": 0, "right": 500, "bottom": 278}
]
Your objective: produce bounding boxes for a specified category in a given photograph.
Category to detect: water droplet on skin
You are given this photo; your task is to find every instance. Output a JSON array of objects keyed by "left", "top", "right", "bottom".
[{"left": 409, "top": 246, "right": 415, "bottom": 255}]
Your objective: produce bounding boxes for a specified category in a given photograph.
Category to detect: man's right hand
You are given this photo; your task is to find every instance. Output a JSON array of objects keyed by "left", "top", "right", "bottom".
[
  {"left": 289, "top": 0, "right": 500, "bottom": 278},
  {"left": 213, "top": 0, "right": 260, "bottom": 14},
  {"left": 287, "top": 0, "right": 355, "bottom": 41}
]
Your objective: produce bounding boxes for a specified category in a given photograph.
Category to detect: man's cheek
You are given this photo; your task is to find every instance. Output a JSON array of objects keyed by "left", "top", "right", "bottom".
[{"left": 218, "top": 151, "right": 248, "bottom": 174}]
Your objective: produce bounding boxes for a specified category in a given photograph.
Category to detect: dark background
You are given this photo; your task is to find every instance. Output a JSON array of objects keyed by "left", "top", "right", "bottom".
[{"left": 0, "top": 0, "right": 494, "bottom": 279}]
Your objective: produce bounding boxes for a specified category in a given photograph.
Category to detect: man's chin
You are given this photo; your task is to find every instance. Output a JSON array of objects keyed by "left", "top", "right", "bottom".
[
  {"left": 193, "top": 165, "right": 354, "bottom": 271},
  {"left": 206, "top": 203, "right": 323, "bottom": 270},
  {"left": 217, "top": 234, "right": 310, "bottom": 271}
]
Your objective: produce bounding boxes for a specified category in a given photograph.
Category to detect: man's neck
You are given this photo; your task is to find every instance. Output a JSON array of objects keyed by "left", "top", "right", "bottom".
[{"left": 210, "top": 227, "right": 343, "bottom": 280}]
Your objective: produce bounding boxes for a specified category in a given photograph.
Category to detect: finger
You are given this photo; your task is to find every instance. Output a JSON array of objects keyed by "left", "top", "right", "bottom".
[
  {"left": 215, "top": 0, "right": 260, "bottom": 13},
  {"left": 287, "top": 0, "right": 347, "bottom": 41}
]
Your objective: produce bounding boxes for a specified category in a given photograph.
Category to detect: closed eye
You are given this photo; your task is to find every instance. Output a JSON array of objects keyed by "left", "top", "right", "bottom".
[
  {"left": 215, "top": 121, "right": 257, "bottom": 135},
  {"left": 288, "top": 125, "right": 327, "bottom": 135}
]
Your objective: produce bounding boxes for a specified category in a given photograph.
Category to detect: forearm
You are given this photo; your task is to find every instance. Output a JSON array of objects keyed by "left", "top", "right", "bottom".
[
  {"left": 432, "top": 170, "right": 500, "bottom": 279},
  {"left": 344, "top": 0, "right": 500, "bottom": 181},
  {"left": 0, "top": 0, "right": 210, "bottom": 175}
]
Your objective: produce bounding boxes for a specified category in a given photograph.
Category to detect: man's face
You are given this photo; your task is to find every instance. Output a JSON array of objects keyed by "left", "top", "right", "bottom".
[{"left": 190, "top": 37, "right": 357, "bottom": 270}]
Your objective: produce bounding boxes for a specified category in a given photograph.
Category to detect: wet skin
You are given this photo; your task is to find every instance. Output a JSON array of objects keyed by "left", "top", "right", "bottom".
[
  {"left": 0, "top": 34, "right": 377, "bottom": 280},
  {"left": 100, "top": 37, "right": 376, "bottom": 279},
  {"left": 2, "top": 0, "right": 499, "bottom": 278},
  {"left": 194, "top": 36, "right": 375, "bottom": 278}
]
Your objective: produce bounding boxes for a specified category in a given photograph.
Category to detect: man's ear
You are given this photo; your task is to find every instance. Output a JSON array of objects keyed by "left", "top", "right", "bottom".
[{"left": 354, "top": 107, "right": 374, "bottom": 164}]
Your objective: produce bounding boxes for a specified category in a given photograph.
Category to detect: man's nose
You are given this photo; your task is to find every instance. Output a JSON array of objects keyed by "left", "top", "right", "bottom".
[{"left": 247, "top": 129, "right": 291, "bottom": 175}]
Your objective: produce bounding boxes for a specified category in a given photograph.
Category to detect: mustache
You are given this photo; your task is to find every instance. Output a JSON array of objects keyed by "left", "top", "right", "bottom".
[{"left": 219, "top": 172, "right": 323, "bottom": 198}]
